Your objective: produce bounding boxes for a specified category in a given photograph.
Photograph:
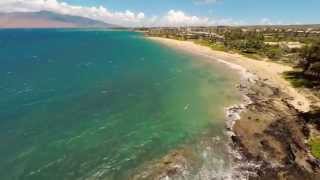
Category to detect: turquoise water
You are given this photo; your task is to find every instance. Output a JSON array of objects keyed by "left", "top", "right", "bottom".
[{"left": 0, "top": 29, "right": 241, "bottom": 179}]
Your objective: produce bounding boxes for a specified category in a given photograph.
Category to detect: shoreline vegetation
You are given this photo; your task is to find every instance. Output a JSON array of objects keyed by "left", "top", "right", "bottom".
[{"left": 138, "top": 27, "right": 320, "bottom": 179}]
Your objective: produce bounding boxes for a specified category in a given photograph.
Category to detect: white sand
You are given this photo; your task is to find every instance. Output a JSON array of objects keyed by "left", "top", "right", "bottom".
[{"left": 148, "top": 37, "right": 311, "bottom": 112}]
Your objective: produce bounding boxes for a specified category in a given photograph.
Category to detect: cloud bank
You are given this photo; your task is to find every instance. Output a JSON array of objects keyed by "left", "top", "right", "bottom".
[
  {"left": 0, "top": 0, "right": 145, "bottom": 26},
  {"left": 0, "top": 0, "right": 241, "bottom": 27}
]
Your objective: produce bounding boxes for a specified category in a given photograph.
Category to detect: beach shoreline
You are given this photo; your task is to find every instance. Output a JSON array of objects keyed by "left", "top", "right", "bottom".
[
  {"left": 146, "top": 37, "right": 320, "bottom": 179},
  {"left": 147, "top": 37, "right": 310, "bottom": 113}
]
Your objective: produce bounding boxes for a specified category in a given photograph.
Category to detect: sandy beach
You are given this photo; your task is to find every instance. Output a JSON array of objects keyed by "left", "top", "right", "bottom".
[
  {"left": 148, "top": 37, "right": 320, "bottom": 179},
  {"left": 148, "top": 37, "right": 311, "bottom": 112}
]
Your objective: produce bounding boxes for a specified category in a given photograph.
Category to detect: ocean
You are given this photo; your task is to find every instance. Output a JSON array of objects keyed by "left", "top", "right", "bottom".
[{"left": 0, "top": 29, "right": 241, "bottom": 179}]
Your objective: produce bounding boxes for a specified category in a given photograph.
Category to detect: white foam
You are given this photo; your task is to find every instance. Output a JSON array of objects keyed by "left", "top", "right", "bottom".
[
  {"left": 159, "top": 52, "right": 260, "bottom": 180},
  {"left": 200, "top": 54, "right": 260, "bottom": 179}
]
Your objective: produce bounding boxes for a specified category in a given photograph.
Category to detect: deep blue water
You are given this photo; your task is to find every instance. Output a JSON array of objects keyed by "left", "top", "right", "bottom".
[{"left": 0, "top": 29, "right": 240, "bottom": 179}]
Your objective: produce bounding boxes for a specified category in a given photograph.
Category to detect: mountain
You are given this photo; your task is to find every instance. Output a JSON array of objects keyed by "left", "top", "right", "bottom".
[{"left": 0, "top": 11, "right": 119, "bottom": 29}]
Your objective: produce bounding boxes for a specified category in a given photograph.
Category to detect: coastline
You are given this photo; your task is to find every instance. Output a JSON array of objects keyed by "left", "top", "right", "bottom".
[
  {"left": 147, "top": 37, "right": 310, "bottom": 113},
  {"left": 146, "top": 37, "right": 320, "bottom": 179}
]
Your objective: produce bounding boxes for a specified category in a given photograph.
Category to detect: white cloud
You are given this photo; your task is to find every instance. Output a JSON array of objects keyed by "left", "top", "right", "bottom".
[
  {"left": 154, "top": 9, "right": 244, "bottom": 27},
  {"left": 260, "top": 18, "right": 284, "bottom": 25},
  {"left": 0, "top": 0, "right": 146, "bottom": 26},
  {"left": 160, "top": 10, "right": 210, "bottom": 26},
  {"left": 260, "top": 18, "right": 273, "bottom": 25},
  {"left": 0, "top": 0, "right": 243, "bottom": 27}
]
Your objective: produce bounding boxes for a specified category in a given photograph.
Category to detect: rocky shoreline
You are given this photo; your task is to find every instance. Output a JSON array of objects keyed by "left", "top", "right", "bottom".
[
  {"left": 231, "top": 76, "right": 320, "bottom": 179},
  {"left": 130, "top": 72, "right": 320, "bottom": 180},
  {"left": 140, "top": 36, "right": 320, "bottom": 179}
]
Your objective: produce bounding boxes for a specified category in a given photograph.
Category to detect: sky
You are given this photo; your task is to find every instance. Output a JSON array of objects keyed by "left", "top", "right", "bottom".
[{"left": 0, "top": 0, "right": 319, "bottom": 27}]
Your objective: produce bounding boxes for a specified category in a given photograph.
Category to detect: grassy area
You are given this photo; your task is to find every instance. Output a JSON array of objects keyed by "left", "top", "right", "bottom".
[
  {"left": 283, "top": 71, "right": 314, "bottom": 88},
  {"left": 283, "top": 70, "right": 320, "bottom": 88},
  {"left": 309, "top": 137, "right": 320, "bottom": 159},
  {"left": 193, "top": 40, "right": 227, "bottom": 51},
  {"left": 193, "top": 39, "right": 295, "bottom": 64}
]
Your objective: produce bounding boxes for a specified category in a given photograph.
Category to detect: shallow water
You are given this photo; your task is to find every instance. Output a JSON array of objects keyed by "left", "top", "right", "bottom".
[{"left": 0, "top": 29, "right": 241, "bottom": 179}]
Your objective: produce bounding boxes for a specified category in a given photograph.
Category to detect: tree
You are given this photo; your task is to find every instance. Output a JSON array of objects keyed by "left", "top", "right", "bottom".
[
  {"left": 299, "top": 41, "right": 320, "bottom": 73},
  {"left": 224, "top": 29, "right": 265, "bottom": 53}
]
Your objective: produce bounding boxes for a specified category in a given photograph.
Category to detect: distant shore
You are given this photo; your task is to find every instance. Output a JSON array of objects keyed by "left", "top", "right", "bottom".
[{"left": 147, "top": 37, "right": 320, "bottom": 179}]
